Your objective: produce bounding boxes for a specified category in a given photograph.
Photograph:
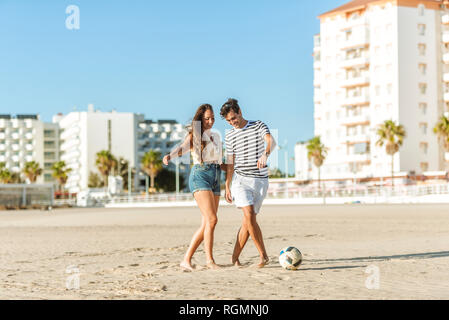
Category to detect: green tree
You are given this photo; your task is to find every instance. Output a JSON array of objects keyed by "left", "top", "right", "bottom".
[
  {"left": 95, "top": 150, "right": 117, "bottom": 187},
  {"left": 88, "top": 171, "right": 104, "bottom": 188},
  {"left": 141, "top": 150, "right": 163, "bottom": 192},
  {"left": 51, "top": 161, "right": 72, "bottom": 191},
  {"left": 269, "top": 168, "right": 285, "bottom": 179},
  {"left": 0, "top": 162, "right": 12, "bottom": 184},
  {"left": 376, "top": 120, "right": 406, "bottom": 186},
  {"left": 434, "top": 115, "right": 449, "bottom": 169},
  {"left": 22, "top": 161, "right": 43, "bottom": 183},
  {"left": 306, "top": 136, "right": 328, "bottom": 189},
  {"left": 155, "top": 167, "right": 186, "bottom": 192}
]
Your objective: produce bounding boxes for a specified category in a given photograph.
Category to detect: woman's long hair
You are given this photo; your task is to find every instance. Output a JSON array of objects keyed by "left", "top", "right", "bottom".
[{"left": 188, "top": 104, "right": 214, "bottom": 163}]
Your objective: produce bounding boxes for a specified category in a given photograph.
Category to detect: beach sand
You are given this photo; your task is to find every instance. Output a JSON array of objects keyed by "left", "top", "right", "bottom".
[{"left": 0, "top": 204, "right": 448, "bottom": 300}]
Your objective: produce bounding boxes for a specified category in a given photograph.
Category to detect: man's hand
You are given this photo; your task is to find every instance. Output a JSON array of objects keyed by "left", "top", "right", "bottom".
[
  {"left": 257, "top": 153, "right": 268, "bottom": 169},
  {"left": 225, "top": 187, "right": 233, "bottom": 204}
]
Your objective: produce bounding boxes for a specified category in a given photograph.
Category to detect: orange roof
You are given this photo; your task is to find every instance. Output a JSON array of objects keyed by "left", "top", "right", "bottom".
[{"left": 319, "top": 0, "right": 443, "bottom": 19}]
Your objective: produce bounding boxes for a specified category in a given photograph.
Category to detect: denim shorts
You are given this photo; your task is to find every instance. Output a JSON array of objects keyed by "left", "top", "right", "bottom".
[{"left": 189, "top": 163, "right": 221, "bottom": 196}]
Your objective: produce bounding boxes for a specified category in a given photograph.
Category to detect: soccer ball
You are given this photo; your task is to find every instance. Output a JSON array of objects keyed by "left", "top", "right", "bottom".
[{"left": 279, "top": 246, "right": 303, "bottom": 270}]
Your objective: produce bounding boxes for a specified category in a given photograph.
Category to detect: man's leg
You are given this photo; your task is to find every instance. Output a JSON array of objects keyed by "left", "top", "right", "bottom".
[
  {"left": 231, "top": 224, "right": 249, "bottom": 266},
  {"left": 241, "top": 205, "right": 269, "bottom": 267}
]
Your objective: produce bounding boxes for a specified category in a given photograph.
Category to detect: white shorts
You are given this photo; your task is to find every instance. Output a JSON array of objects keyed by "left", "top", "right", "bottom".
[{"left": 231, "top": 173, "right": 269, "bottom": 214}]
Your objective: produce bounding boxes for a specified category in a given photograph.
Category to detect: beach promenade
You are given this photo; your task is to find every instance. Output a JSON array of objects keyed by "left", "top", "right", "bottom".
[{"left": 0, "top": 204, "right": 448, "bottom": 300}]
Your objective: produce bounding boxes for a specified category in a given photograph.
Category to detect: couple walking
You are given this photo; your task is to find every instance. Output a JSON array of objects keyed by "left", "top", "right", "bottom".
[{"left": 162, "top": 98, "right": 276, "bottom": 271}]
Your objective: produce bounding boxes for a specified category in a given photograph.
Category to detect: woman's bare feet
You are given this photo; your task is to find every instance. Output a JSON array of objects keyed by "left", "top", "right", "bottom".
[
  {"left": 180, "top": 260, "right": 194, "bottom": 272},
  {"left": 206, "top": 260, "right": 221, "bottom": 270},
  {"left": 257, "top": 256, "right": 269, "bottom": 268}
]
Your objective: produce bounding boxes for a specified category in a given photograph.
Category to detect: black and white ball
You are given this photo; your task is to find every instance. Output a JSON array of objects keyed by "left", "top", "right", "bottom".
[{"left": 279, "top": 246, "right": 303, "bottom": 270}]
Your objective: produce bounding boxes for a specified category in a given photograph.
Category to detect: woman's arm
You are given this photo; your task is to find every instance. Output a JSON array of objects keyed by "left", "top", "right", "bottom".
[{"left": 163, "top": 135, "right": 191, "bottom": 166}]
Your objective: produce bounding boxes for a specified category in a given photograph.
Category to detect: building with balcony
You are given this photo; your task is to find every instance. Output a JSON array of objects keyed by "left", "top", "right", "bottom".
[
  {"left": 57, "top": 105, "right": 188, "bottom": 193},
  {"left": 303, "top": 0, "right": 447, "bottom": 182},
  {"left": 0, "top": 114, "right": 57, "bottom": 183}
]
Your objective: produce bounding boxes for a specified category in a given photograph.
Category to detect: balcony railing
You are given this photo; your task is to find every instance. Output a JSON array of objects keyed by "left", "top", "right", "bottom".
[
  {"left": 341, "top": 76, "right": 370, "bottom": 88},
  {"left": 340, "top": 56, "right": 369, "bottom": 69},
  {"left": 345, "top": 134, "right": 370, "bottom": 144},
  {"left": 343, "top": 93, "right": 370, "bottom": 106},
  {"left": 341, "top": 114, "right": 370, "bottom": 126}
]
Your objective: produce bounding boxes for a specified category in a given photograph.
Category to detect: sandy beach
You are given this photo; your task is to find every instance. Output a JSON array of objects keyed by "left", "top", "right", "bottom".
[{"left": 0, "top": 204, "right": 448, "bottom": 300}]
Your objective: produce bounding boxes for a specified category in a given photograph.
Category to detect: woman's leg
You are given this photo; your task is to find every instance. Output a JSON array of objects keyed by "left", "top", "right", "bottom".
[
  {"left": 193, "top": 190, "right": 220, "bottom": 269},
  {"left": 182, "top": 194, "right": 219, "bottom": 265},
  {"left": 180, "top": 215, "right": 206, "bottom": 271}
]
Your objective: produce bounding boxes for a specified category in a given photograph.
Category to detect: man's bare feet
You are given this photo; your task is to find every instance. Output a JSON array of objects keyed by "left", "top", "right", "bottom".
[
  {"left": 257, "top": 256, "right": 269, "bottom": 268},
  {"left": 180, "top": 260, "right": 194, "bottom": 272},
  {"left": 206, "top": 260, "right": 221, "bottom": 270},
  {"left": 231, "top": 256, "right": 242, "bottom": 267}
]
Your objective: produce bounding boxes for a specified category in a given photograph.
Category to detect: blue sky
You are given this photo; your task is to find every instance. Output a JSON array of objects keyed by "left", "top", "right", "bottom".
[{"left": 0, "top": 0, "right": 346, "bottom": 174}]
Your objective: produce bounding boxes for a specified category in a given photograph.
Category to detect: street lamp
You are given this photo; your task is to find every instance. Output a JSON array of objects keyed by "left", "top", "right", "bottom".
[{"left": 279, "top": 140, "right": 289, "bottom": 197}]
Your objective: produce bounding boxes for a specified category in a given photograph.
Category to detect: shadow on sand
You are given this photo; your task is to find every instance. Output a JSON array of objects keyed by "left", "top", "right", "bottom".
[{"left": 309, "top": 251, "right": 449, "bottom": 265}]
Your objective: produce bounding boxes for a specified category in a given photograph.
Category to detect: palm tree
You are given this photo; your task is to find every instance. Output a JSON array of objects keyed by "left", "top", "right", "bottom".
[
  {"left": 141, "top": 150, "right": 163, "bottom": 193},
  {"left": 306, "top": 136, "right": 328, "bottom": 189},
  {"left": 434, "top": 115, "right": 449, "bottom": 169},
  {"left": 376, "top": 120, "right": 406, "bottom": 186},
  {"left": 95, "top": 150, "right": 117, "bottom": 187},
  {"left": 51, "top": 161, "right": 72, "bottom": 191},
  {"left": 0, "top": 162, "right": 12, "bottom": 184},
  {"left": 22, "top": 161, "right": 43, "bottom": 183}
]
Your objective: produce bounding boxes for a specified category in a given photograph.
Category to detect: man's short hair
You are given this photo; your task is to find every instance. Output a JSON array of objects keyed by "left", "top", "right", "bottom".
[{"left": 220, "top": 98, "right": 240, "bottom": 118}]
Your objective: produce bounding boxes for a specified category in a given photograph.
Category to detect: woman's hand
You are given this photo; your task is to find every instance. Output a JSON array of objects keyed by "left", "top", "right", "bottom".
[{"left": 162, "top": 155, "right": 170, "bottom": 166}]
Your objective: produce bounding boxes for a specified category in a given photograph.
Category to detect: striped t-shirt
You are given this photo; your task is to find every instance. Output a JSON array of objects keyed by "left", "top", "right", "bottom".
[{"left": 225, "top": 120, "right": 270, "bottom": 179}]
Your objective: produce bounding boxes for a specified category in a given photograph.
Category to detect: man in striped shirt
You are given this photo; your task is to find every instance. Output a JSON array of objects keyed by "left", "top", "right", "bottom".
[{"left": 221, "top": 98, "right": 276, "bottom": 268}]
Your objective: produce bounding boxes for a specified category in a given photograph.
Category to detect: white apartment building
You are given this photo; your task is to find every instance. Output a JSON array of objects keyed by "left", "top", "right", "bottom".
[
  {"left": 58, "top": 105, "right": 188, "bottom": 193},
  {"left": 308, "top": 0, "right": 448, "bottom": 181},
  {"left": 137, "top": 119, "right": 189, "bottom": 189},
  {"left": 0, "top": 114, "right": 59, "bottom": 184}
]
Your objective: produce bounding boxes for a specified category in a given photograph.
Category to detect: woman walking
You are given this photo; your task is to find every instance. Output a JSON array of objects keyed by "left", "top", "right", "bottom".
[{"left": 163, "top": 104, "right": 223, "bottom": 271}]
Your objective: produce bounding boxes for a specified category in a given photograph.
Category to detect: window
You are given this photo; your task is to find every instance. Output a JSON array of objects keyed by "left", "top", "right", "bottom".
[
  {"left": 419, "top": 63, "right": 427, "bottom": 75},
  {"left": 419, "top": 83, "right": 427, "bottom": 95},
  {"left": 420, "top": 142, "right": 428, "bottom": 154},
  {"left": 420, "top": 162, "right": 428, "bottom": 172},
  {"left": 386, "top": 44, "right": 393, "bottom": 56},
  {"left": 419, "top": 103, "right": 427, "bottom": 115},
  {"left": 44, "top": 141, "right": 55, "bottom": 148},
  {"left": 418, "top": 24, "right": 426, "bottom": 36},
  {"left": 387, "top": 84, "right": 393, "bottom": 95},
  {"left": 418, "top": 43, "right": 426, "bottom": 56},
  {"left": 418, "top": 4, "right": 425, "bottom": 16},
  {"left": 375, "top": 86, "right": 381, "bottom": 96},
  {"left": 419, "top": 123, "right": 428, "bottom": 135},
  {"left": 375, "top": 46, "right": 381, "bottom": 56}
]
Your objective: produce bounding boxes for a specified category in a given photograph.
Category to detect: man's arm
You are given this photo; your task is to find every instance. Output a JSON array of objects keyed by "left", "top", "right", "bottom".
[
  {"left": 225, "top": 154, "right": 235, "bottom": 203},
  {"left": 257, "top": 133, "right": 277, "bottom": 169}
]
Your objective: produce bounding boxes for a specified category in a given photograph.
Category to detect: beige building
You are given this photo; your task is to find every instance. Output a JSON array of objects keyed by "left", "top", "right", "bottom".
[{"left": 307, "top": 0, "right": 449, "bottom": 181}]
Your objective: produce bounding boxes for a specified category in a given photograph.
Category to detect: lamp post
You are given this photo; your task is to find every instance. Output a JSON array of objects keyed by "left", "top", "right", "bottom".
[{"left": 279, "top": 140, "right": 289, "bottom": 198}]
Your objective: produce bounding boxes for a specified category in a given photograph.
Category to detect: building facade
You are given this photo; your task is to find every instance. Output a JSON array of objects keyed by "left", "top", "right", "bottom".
[
  {"left": 58, "top": 105, "right": 188, "bottom": 193},
  {"left": 309, "top": 0, "right": 448, "bottom": 181},
  {"left": 0, "top": 114, "right": 59, "bottom": 184}
]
